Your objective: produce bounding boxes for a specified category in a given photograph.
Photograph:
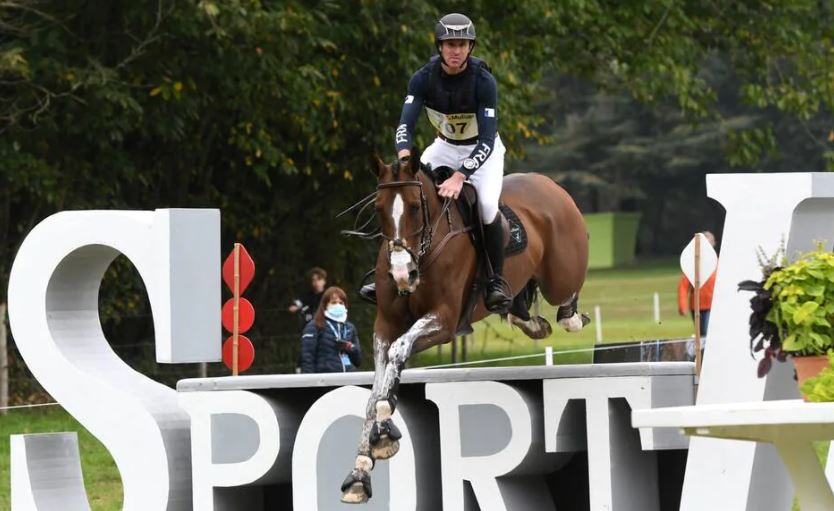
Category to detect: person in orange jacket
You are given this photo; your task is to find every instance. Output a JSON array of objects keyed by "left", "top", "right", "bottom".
[{"left": 678, "top": 231, "right": 717, "bottom": 336}]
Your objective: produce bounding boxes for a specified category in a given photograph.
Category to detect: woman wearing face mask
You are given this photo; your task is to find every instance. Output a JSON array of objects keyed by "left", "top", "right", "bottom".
[{"left": 300, "top": 286, "right": 362, "bottom": 373}]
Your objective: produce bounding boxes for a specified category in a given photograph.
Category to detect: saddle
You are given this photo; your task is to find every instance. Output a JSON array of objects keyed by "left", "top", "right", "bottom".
[
  {"left": 425, "top": 165, "right": 529, "bottom": 335},
  {"left": 425, "top": 165, "right": 527, "bottom": 258}
]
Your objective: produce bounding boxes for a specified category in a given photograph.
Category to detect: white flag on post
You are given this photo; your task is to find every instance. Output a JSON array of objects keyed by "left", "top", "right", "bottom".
[{"left": 679, "top": 233, "right": 718, "bottom": 287}]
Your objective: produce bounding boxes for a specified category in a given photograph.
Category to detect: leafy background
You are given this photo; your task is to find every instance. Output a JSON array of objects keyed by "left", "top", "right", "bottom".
[{"left": 3, "top": 0, "right": 834, "bottom": 396}]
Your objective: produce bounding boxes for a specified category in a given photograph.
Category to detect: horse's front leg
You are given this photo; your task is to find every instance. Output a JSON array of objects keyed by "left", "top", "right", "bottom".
[
  {"left": 341, "top": 333, "right": 389, "bottom": 504},
  {"left": 370, "top": 312, "right": 450, "bottom": 460}
]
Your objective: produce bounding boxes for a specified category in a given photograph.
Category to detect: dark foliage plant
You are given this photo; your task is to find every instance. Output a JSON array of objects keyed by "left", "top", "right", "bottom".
[{"left": 738, "top": 246, "right": 785, "bottom": 377}]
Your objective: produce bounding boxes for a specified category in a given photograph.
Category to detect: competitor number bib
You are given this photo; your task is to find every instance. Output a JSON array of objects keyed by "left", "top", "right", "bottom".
[{"left": 425, "top": 107, "right": 478, "bottom": 141}]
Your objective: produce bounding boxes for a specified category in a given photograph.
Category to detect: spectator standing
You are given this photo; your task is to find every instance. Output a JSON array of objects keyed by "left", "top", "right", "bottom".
[
  {"left": 289, "top": 267, "right": 327, "bottom": 324},
  {"left": 300, "top": 286, "right": 361, "bottom": 373}
]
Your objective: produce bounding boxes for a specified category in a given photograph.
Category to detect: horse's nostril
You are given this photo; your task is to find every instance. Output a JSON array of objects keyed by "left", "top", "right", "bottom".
[{"left": 408, "top": 269, "right": 419, "bottom": 282}]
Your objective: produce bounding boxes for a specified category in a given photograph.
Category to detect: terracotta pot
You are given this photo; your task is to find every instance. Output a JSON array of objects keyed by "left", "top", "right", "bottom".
[{"left": 793, "top": 355, "right": 830, "bottom": 401}]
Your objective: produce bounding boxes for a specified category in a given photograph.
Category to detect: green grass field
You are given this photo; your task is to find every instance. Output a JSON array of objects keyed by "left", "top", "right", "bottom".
[
  {"left": 0, "top": 407, "right": 122, "bottom": 510},
  {"left": 412, "top": 259, "right": 697, "bottom": 367}
]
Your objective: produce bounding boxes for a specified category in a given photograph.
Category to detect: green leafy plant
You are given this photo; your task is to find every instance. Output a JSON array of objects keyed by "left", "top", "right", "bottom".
[
  {"left": 765, "top": 246, "right": 834, "bottom": 356},
  {"left": 800, "top": 352, "right": 834, "bottom": 402},
  {"left": 740, "top": 243, "right": 834, "bottom": 377}
]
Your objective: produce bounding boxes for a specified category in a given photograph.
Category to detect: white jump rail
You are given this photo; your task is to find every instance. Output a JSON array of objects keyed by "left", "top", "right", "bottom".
[{"left": 633, "top": 400, "right": 834, "bottom": 511}]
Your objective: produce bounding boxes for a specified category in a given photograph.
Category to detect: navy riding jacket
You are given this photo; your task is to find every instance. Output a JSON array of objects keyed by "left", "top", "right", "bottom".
[
  {"left": 395, "top": 55, "right": 498, "bottom": 177},
  {"left": 300, "top": 318, "right": 362, "bottom": 373}
]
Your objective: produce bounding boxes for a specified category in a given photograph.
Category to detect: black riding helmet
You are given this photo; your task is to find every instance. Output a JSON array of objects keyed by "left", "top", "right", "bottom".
[{"left": 434, "top": 13, "right": 476, "bottom": 63}]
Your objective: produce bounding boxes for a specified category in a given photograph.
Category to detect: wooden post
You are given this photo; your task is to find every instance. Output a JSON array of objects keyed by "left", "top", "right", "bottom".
[
  {"left": 232, "top": 243, "right": 241, "bottom": 376},
  {"left": 451, "top": 336, "right": 458, "bottom": 364},
  {"left": 461, "top": 334, "right": 468, "bottom": 362},
  {"left": 0, "top": 302, "right": 7, "bottom": 416},
  {"left": 694, "top": 234, "right": 702, "bottom": 377}
]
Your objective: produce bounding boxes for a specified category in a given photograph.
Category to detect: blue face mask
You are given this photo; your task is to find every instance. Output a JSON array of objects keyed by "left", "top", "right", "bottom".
[{"left": 325, "top": 303, "right": 348, "bottom": 322}]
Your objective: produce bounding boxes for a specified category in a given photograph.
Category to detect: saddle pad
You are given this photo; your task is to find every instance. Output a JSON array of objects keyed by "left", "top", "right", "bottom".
[{"left": 500, "top": 203, "right": 527, "bottom": 256}]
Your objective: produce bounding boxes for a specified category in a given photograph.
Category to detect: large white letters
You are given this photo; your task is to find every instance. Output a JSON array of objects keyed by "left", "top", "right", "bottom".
[
  {"left": 291, "top": 385, "right": 428, "bottom": 511},
  {"left": 179, "top": 390, "right": 298, "bottom": 511},
  {"left": 8, "top": 209, "right": 220, "bottom": 511},
  {"left": 426, "top": 380, "right": 556, "bottom": 511}
]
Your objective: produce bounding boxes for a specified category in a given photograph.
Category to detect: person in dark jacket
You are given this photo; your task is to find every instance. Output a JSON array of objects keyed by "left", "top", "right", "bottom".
[
  {"left": 288, "top": 267, "right": 327, "bottom": 324},
  {"left": 300, "top": 286, "right": 361, "bottom": 373}
]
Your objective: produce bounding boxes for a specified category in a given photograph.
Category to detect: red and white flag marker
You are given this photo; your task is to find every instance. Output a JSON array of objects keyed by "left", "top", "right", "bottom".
[{"left": 221, "top": 243, "right": 256, "bottom": 375}]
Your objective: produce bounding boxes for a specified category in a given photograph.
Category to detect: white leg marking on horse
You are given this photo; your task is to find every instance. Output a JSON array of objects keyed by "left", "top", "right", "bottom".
[
  {"left": 559, "top": 313, "right": 584, "bottom": 332},
  {"left": 392, "top": 193, "right": 404, "bottom": 239},
  {"left": 356, "top": 455, "right": 373, "bottom": 472},
  {"left": 372, "top": 334, "right": 388, "bottom": 390},
  {"left": 386, "top": 314, "right": 440, "bottom": 365},
  {"left": 376, "top": 400, "right": 392, "bottom": 421}
]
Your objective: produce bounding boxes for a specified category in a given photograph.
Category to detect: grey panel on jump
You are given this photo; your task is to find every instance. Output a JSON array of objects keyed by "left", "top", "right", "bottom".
[{"left": 177, "top": 362, "right": 695, "bottom": 392}]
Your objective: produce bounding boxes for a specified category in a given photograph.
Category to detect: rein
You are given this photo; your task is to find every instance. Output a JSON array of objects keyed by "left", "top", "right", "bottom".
[{"left": 376, "top": 175, "right": 472, "bottom": 273}]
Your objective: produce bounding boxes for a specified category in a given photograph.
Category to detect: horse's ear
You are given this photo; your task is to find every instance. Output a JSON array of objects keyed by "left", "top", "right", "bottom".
[{"left": 371, "top": 154, "right": 386, "bottom": 179}]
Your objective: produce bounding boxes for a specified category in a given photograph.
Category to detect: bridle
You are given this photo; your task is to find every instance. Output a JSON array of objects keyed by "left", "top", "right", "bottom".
[
  {"left": 376, "top": 162, "right": 472, "bottom": 274},
  {"left": 377, "top": 179, "right": 434, "bottom": 269}
]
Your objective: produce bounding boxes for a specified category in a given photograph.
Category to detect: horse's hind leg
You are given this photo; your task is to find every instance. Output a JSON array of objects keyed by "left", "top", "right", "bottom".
[
  {"left": 341, "top": 334, "right": 388, "bottom": 504},
  {"left": 556, "top": 294, "right": 590, "bottom": 332},
  {"left": 509, "top": 279, "right": 553, "bottom": 340}
]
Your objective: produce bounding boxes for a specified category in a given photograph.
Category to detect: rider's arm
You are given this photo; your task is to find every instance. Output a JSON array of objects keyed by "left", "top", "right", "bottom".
[
  {"left": 394, "top": 70, "right": 426, "bottom": 155},
  {"left": 458, "top": 71, "right": 498, "bottom": 178}
]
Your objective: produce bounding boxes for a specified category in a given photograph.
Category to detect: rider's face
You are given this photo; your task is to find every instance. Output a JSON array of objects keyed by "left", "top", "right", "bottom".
[{"left": 440, "top": 40, "right": 471, "bottom": 71}]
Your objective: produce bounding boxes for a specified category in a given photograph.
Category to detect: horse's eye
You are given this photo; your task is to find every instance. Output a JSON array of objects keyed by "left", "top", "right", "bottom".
[{"left": 410, "top": 204, "right": 420, "bottom": 214}]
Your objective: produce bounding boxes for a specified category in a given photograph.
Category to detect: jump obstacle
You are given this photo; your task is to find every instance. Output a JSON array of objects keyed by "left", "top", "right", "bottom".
[{"left": 8, "top": 173, "right": 834, "bottom": 510}]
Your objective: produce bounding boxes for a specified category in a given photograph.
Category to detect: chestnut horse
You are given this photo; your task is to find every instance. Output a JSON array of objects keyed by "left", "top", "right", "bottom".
[{"left": 340, "top": 147, "right": 589, "bottom": 503}]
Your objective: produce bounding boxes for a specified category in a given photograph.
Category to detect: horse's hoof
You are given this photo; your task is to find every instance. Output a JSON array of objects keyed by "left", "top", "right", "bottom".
[
  {"left": 341, "top": 482, "right": 370, "bottom": 504},
  {"left": 340, "top": 468, "right": 372, "bottom": 503},
  {"left": 515, "top": 315, "right": 552, "bottom": 340},
  {"left": 558, "top": 312, "right": 585, "bottom": 333},
  {"left": 370, "top": 418, "right": 401, "bottom": 460},
  {"left": 372, "top": 436, "right": 400, "bottom": 460}
]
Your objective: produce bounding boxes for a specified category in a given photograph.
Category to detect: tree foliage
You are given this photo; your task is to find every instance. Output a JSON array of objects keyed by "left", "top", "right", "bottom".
[{"left": 3, "top": 0, "right": 834, "bottom": 375}]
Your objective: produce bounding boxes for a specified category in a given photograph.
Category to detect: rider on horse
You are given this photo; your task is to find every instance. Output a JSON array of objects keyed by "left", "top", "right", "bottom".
[{"left": 363, "top": 12, "right": 514, "bottom": 314}]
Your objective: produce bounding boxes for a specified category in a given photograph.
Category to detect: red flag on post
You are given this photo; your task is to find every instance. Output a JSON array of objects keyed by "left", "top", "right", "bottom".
[{"left": 221, "top": 243, "right": 256, "bottom": 375}]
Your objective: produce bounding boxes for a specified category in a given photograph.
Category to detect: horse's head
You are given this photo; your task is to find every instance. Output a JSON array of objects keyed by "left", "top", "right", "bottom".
[{"left": 374, "top": 148, "right": 427, "bottom": 296}]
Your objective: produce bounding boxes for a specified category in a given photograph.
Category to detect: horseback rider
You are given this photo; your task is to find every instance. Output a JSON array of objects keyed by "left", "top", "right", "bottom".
[{"left": 363, "top": 12, "right": 513, "bottom": 314}]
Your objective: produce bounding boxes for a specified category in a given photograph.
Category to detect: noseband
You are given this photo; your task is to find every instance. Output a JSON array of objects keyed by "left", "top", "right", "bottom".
[{"left": 377, "top": 179, "right": 433, "bottom": 269}]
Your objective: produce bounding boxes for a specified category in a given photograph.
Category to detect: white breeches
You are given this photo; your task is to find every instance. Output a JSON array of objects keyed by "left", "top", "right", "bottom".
[{"left": 420, "top": 134, "right": 506, "bottom": 222}]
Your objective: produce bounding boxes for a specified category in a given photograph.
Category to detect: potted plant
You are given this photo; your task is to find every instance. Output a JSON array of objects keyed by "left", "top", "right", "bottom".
[
  {"left": 739, "top": 244, "right": 834, "bottom": 392},
  {"left": 800, "top": 352, "right": 834, "bottom": 402}
]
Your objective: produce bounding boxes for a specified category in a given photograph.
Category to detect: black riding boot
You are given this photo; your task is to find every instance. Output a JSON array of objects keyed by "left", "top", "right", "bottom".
[{"left": 483, "top": 216, "right": 513, "bottom": 314}]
